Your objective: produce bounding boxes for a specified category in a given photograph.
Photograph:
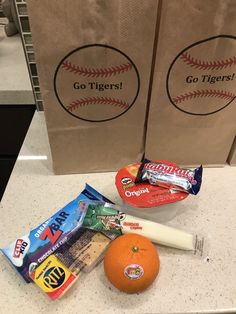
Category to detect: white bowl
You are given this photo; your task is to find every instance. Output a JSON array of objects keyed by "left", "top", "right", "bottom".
[{"left": 120, "top": 200, "right": 185, "bottom": 223}]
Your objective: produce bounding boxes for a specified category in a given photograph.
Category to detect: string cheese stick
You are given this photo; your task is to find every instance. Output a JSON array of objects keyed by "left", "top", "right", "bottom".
[{"left": 120, "top": 214, "right": 194, "bottom": 250}]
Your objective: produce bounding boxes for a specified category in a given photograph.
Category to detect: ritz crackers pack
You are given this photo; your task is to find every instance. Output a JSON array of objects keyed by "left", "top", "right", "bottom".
[
  {"left": 32, "top": 229, "right": 111, "bottom": 300},
  {"left": 32, "top": 254, "right": 77, "bottom": 300}
]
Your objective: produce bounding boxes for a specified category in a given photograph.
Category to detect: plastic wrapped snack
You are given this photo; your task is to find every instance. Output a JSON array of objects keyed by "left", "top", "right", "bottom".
[
  {"left": 1, "top": 184, "right": 112, "bottom": 282},
  {"left": 84, "top": 202, "right": 204, "bottom": 255},
  {"left": 135, "top": 159, "right": 203, "bottom": 195},
  {"left": 55, "top": 227, "right": 111, "bottom": 274},
  {"left": 31, "top": 254, "right": 79, "bottom": 300},
  {"left": 31, "top": 228, "right": 111, "bottom": 300}
]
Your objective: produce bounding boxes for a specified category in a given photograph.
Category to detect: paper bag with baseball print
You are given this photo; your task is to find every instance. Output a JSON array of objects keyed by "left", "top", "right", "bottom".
[
  {"left": 146, "top": 0, "right": 236, "bottom": 166},
  {"left": 26, "top": 0, "right": 159, "bottom": 174}
]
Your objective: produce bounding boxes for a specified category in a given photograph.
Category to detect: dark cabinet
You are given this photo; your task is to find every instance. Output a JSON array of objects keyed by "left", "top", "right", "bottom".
[
  {"left": 0, "top": 105, "right": 35, "bottom": 155},
  {"left": 0, "top": 158, "right": 16, "bottom": 200},
  {"left": 0, "top": 105, "right": 35, "bottom": 200}
]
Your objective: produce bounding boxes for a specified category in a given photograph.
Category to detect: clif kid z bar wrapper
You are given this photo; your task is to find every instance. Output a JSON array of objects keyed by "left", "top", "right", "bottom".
[
  {"left": 135, "top": 159, "right": 203, "bottom": 195},
  {"left": 1, "top": 184, "right": 111, "bottom": 282}
]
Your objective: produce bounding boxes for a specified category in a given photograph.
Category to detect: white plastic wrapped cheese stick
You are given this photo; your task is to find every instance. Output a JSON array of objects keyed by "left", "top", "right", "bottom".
[
  {"left": 102, "top": 203, "right": 204, "bottom": 254},
  {"left": 120, "top": 214, "right": 194, "bottom": 250}
]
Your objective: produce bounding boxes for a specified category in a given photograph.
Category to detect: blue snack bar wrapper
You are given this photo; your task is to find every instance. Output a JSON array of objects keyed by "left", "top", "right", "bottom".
[{"left": 1, "top": 184, "right": 111, "bottom": 282}]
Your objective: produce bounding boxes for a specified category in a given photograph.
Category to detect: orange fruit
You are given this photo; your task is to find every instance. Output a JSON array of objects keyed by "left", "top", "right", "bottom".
[{"left": 104, "top": 233, "right": 160, "bottom": 293}]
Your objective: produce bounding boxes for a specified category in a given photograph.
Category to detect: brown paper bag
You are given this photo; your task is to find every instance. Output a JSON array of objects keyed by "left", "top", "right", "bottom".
[
  {"left": 228, "top": 137, "right": 236, "bottom": 166},
  {"left": 146, "top": 0, "right": 236, "bottom": 166},
  {"left": 26, "top": 0, "right": 158, "bottom": 174}
]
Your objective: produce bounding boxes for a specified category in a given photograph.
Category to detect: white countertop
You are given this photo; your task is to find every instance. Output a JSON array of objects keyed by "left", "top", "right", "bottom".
[
  {"left": 0, "top": 24, "right": 34, "bottom": 105},
  {"left": 0, "top": 112, "right": 236, "bottom": 314}
]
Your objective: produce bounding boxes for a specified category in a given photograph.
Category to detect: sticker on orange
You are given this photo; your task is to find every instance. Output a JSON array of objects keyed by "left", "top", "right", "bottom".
[
  {"left": 115, "top": 161, "right": 188, "bottom": 208},
  {"left": 124, "top": 264, "right": 144, "bottom": 280}
]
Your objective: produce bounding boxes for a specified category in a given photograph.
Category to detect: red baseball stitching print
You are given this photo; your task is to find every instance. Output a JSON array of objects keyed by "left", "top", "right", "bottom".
[
  {"left": 173, "top": 89, "right": 235, "bottom": 104},
  {"left": 180, "top": 51, "right": 236, "bottom": 70},
  {"left": 54, "top": 44, "right": 140, "bottom": 121},
  {"left": 66, "top": 97, "right": 130, "bottom": 112},
  {"left": 62, "top": 60, "right": 133, "bottom": 77}
]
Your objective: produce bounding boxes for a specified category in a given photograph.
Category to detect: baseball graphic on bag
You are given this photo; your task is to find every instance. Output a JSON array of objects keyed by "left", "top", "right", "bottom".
[
  {"left": 167, "top": 35, "right": 236, "bottom": 115},
  {"left": 54, "top": 44, "right": 140, "bottom": 122}
]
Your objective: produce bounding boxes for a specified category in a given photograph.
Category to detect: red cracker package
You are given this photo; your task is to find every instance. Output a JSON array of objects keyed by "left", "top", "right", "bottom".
[{"left": 135, "top": 159, "right": 203, "bottom": 195}]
